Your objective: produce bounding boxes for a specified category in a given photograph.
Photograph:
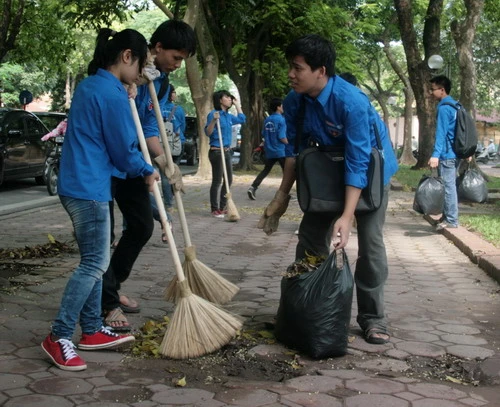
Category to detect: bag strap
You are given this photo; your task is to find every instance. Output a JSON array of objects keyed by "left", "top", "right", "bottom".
[
  {"left": 157, "top": 75, "right": 170, "bottom": 101},
  {"left": 441, "top": 101, "right": 461, "bottom": 110},
  {"left": 294, "top": 95, "right": 383, "bottom": 153},
  {"left": 294, "top": 97, "right": 306, "bottom": 155},
  {"left": 373, "top": 119, "right": 382, "bottom": 151}
]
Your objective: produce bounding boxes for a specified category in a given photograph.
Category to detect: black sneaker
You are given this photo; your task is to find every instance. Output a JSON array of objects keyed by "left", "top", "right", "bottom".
[{"left": 247, "top": 186, "right": 256, "bottom": 200}]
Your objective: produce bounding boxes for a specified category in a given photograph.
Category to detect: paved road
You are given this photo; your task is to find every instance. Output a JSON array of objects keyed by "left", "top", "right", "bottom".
[
  {"left": 1, "top": 173, "right": 499, "bottom": 406},
  {"left": 0, "top": 165, "right": 199, "bottom": 217}
]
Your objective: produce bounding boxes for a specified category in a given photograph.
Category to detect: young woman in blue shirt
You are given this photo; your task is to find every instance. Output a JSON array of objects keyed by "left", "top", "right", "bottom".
[
  {"left": 205, "top": 90, "right": 246, "bottom": 217},
  {"left": 42, "top": 28, "right": 159, "bottom": 372}
]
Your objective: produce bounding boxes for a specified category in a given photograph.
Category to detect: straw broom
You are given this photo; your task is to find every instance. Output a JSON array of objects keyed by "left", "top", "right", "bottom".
[
  {"left": 129, "top": 98, "right": 242, "bottom": 359},
  {"left": 215, "top": 118, "right": 240, "bottom": 222},
  {"left": 146, "top": 82, "right": 239, "bottom": 305}
]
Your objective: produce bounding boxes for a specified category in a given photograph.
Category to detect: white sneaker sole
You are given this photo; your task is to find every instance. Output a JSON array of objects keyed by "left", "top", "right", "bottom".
[{"left": 77, "top": 335, "right": 135, "bottom": 350}]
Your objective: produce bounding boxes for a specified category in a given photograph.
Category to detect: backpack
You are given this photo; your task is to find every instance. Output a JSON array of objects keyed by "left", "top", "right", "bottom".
[{"left": 441, "top": 102, "right": 478, "bottom": 159}]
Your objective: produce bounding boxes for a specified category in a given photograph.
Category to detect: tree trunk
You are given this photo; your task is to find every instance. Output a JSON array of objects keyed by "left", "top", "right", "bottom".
[
  {"left": 0, "top": 0, "right": 25, "bottom": 64},
  {"left": 154, "top": 0, "right": 218, "bottom": 179},
  {"left": 382, "top": 40, "right": 416, "bottom": 165},
  {"left": 451, "top": 0, "right": 484, "bottom": 114},
  {"left": 400, "top": 87, "right": 417, "bottom": 165},
  {"left": 394, "top": 0, "right": 444, "bottom": 169}
]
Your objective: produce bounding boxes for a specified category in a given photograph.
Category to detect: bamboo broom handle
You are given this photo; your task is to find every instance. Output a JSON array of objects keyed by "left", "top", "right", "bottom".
[
  {"left": 146, "top": 81, "right": 192, "bottom": 248},
  {"left": 129, "top": 98, "right": 186, "bottom": 283},
  {"left": 216, "top": 118, "right": 231, "bottom": 196}
]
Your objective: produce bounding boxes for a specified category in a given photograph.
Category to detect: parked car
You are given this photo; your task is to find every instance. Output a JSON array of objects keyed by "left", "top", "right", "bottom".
[
  {"left": 32, "top": 111, "right": 67, "bottom": 132},
  {"left": 182, "top": 116, "right": 199, "bottom": 166},
  {"left": 0, "top": 108, "right": 50, "bottom": 186}
]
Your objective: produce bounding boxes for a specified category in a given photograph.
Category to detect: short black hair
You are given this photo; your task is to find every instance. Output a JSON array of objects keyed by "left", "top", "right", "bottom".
[
  {"left": 430, "top": 75, "right": 451, "bottom": 94},
  {"left": 150, "top": 19, "right": 196, "bottom": 57},
  {"left": 285, "top": 34, "right": 336, "bottom": 76},
  {"left": 269, "top": 98, "right": 282, "bottom": 112}
]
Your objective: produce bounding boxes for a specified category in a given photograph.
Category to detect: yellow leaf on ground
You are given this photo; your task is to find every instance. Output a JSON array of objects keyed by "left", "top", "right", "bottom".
[{"left": 175, "top": 377, "right": 186, "bottom": 387}]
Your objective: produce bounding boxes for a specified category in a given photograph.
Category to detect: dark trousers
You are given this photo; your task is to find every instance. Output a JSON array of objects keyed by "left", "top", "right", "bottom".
[
  {"left": 251, "top": 157, "right": 285, "bottom": 189},
  {"left": 102, "top": 176, "right": 154, "bottom": 311},
  {"left": 208, "top": 149, "right": 232, "bottom": 211},
  {"left": 296, "top": 185, "right": 390, "bottom": 333}
]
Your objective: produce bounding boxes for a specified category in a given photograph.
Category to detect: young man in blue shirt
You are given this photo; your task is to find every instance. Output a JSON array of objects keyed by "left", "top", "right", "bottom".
[
  {"left": 428, "top": 75, "right": 458, "bottom": 230},
  {"left": 102, "top": 20, "right": 196, "bottom": 331},
  {"left": 259, "top": 34, "right": 398, "bottom": 345},
  {"left": 248, "top": 97, "right": 288, "bottom": 200}
]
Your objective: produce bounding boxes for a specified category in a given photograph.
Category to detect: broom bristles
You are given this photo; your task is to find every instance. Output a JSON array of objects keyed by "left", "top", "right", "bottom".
[
  {"left": 165, "top": 246, "right": 240, "bottom": 304},
  {"left": 225, "top": 192, "right": 240, "bottom": 222},
  {"left": 160, "top": 281, "right": 243, "bottom": 359}
]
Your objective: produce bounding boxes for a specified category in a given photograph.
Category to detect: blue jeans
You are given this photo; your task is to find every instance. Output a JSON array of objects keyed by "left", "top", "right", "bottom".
[
  {"left": 53, "top": 196, "right": 110, "bottom": 339},
  {"left": 439, "top": 159, "right": 458, "bottom": 226}
]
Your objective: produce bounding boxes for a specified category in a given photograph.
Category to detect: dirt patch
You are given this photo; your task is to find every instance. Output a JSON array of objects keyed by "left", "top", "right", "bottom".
[{"left": 121, "top": 320, "right": 490, "bottom": 393}]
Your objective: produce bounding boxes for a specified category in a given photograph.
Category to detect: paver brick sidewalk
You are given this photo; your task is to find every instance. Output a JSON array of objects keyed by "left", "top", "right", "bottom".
[{"left": 0, "top": 173, "right": 499, "bottom": 406}]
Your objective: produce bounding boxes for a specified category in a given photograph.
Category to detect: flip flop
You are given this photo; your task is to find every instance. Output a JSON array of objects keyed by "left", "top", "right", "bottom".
[
  {"left": 364, "top": 328, "right": 390, "bottom": 345},
  {"left": 119, "top": 295, "right": 141, "bottom": 313},
  {"left": 104, "top": 308, "right": 132, "bottom": 332}
]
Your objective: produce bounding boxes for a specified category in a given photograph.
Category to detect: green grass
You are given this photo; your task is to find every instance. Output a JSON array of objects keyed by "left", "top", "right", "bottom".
[
  {"left": 460, "top": 214, "right": 500, "bottom": 247},
  {"left": 394, "top": 165, "right": 500, "bottom": 247}
]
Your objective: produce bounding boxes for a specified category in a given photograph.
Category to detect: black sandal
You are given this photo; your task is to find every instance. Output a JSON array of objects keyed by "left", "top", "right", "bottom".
[{"left": 364, "top": 328, "right": 390, "bottom": 345}]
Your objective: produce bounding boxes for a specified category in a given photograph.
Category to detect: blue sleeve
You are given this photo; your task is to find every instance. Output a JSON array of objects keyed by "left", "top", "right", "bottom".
[
  {"left": 342, "top": 96, "right": 372, "bottom": 189},
  {"left": 278, "top": 115, "right": 287, "bottom": 141},
  {"left": 102, "top": 93, "right": 154, "bottom": 178},
  {"left": 432, "top": 104, "right": 456, "bottom": 158},
  {"left": 135, "top": 77, "right": 169, "bottom": 139},
  {"left": 231, "top": 113, "right": 246, "bottom": 125}
]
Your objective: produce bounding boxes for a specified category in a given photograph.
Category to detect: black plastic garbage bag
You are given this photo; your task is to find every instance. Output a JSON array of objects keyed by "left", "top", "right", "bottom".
[
  {"left": 457, "top": 169, "right": 488, "bottom": 203},
  {"left": 275, "top": 249, "right": 353, "bottom": 359},
  {"left": 413, "top": 173, "right": 445, "bottom": 215}
]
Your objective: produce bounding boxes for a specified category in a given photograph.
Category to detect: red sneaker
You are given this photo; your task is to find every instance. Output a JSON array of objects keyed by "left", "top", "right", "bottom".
[
  {"left": 78, "top": 326, "right": 135, "bottom": 350},
  {"left": 41, "top": 335, "right": 87, "bottom": 371}
]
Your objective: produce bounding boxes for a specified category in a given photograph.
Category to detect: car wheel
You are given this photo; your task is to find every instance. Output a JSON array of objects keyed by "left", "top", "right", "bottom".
[
  {"left": 46, "top": 165, "right": 58, "bottom": 196},
  {"left": 187, "top": 145, "right": 198, "bottom": 166}
]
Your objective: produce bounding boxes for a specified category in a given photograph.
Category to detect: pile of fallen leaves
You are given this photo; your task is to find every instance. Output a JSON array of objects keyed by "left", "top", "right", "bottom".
[
  {"left": 0, "top": 234, "right": 76, "bottom": 260},
  {"left": 131, "top": 318, "right": 278, "bottom": 360},
  {"left": 282, "top": 252, "right": 326, "bottom": 278}
]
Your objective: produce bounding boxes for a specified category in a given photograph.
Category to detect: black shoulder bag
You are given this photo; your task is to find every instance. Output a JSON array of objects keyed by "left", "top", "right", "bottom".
[{"left": 295, "top": 99, "right": 385, "bottom": 213}]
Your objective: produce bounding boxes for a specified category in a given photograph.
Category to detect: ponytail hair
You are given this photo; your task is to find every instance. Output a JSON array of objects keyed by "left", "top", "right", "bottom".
[{"left": 87, "top": 28, "right": 148, "bottom": 75}]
